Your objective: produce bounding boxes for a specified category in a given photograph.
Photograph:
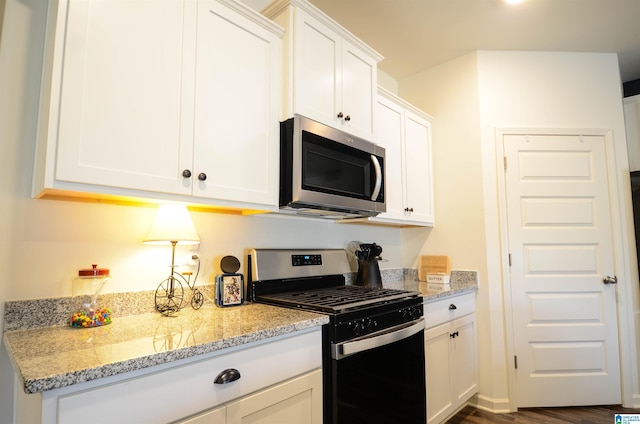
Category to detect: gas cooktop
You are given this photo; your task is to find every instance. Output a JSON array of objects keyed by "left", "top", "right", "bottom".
[
  {"left": 256, "top": 285, "right": 420, "bottom": 313},
  {"left": 247, "top": 248, "right": 421, "bottom": 314}
]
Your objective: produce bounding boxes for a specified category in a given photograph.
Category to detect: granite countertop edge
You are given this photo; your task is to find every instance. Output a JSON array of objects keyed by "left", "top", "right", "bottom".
[
  {"left": 4, "top": 305, "right": 329, "bottom": 395},
  {"left": 4, "top": 271, "right": 479, "bottom": 395}
]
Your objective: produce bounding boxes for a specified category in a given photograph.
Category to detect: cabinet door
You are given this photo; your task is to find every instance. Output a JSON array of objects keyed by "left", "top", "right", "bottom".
[
  {"left": 292, "top": 8, "right": 341, "bottom": 130},
  {"left": 403, "top": 110, "right": 434, "bottom": 224},
  {"left": 192, "top": 0, "right": 280, "bottom": 208},
  {"left": 180, "top": 405, "right": 226, "bottom": 424},
  {"left": 624, "top": 95, "right": 640, "bottom": 172},
  {"left": 375, "top": 95, "right": 405, "bottom": 221},
  {"left": 425, "top": 322, "right": 454, "bottom": 424},
  {"left": 340, "top": 39, "right": 376, "bottom": 139},
  {"left": 226, "top": 370, "right": 323, "bottom": 424},
  {"left": 55, "top": 0, "right": 194, "bottom": 195},
  {"left": 290, "top": 8, "right": 375, "bottom": 140},
  {"left": 451, "top": 314, "right": 478, "bottom": 405}
]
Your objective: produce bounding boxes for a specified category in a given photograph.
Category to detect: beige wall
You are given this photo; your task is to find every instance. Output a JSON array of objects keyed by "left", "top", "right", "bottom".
[
  {"left": 399, "top": 52, "right": 505, "bottom": 410},
  {"left": 400, "top": 50, "right": 640, "bottom": 410}
]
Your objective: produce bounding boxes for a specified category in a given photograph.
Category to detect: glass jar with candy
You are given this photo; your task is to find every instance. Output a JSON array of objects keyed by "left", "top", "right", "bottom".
[{"left": 71, "top": 264, "right": 113, "bottom": 328}]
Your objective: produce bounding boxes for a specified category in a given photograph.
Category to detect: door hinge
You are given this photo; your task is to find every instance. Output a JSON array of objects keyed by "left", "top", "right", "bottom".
[
  {"left": 504, "top": 156, "right": 507, "bottom": 171},
  {"left": 514, "top": 355, "right": 518, "bottom": 369},
  {"left": 508, "top": 254, "right": 512, "bottom": 266}
]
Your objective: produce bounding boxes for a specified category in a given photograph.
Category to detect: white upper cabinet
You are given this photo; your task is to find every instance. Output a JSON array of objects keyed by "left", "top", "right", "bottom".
[
  {"left": 192, "top": 0, "right": 283, "bottom": 207},
  {"left": 41, "top": 0, "right": 194, "bottom": 197},
  {"left": 624, "top": 94, "right": 640, "bottom": 172},
  {"left": 263, "top": 0, "right": 382, "bottom": 140},
  {"left": 372, "top": 88, "right": 434, "bottom": 226},
  {"left": 33, "top": 0, "right": 283, "bottom": 211}
]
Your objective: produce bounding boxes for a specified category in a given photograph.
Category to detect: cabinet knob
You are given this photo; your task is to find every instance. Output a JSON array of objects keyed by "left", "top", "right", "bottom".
[
  {"left": 337, "top": 112, "right": 344, "bottom": 119},
  {"left": 450, "top": 331, "right": 459, "bottom": 339},
  {"left": 198, "top": 172, "right": 207, "bottom": 181},
  {"left": 344, "top": 115, "right": 351, "bottom": 122},
  {"left": 182, "top": 169, "right": 192, "bottom": 178},
  {"left": 449, "top": 304, "right": 457, "bottom": 310},
  {"left": 214, "top": 368, "right": 241, "bottom": 385},
  {"left": 404, "top": 207, "right": 414, "bottom": 212}
]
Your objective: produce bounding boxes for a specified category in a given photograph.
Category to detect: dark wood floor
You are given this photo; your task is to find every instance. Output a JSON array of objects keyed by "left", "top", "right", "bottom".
[{"left": 448, "top": 404, "right": 640, "bottom": 423}]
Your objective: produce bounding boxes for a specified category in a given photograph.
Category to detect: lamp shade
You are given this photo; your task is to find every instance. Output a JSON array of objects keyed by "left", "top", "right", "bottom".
[{"left": 143, "top": 204, "right": 200, "bottom": 245}]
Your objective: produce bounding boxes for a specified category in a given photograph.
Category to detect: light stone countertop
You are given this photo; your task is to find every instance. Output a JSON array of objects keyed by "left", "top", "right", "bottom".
[
  {"left": 4, "top": 270, "right": 478, "bottom": 396},
  {"left": 385, "top": 269, "right": 479, "bottom": 300},
  {"left": 3, "top": 303, "right": 328, "bottom": 394}
]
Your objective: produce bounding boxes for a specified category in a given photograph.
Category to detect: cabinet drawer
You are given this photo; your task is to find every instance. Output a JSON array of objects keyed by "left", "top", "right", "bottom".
[
  {"left": 56, "top": 329, "right": 321, "bottom": 424},
  {"left": 424, "top": 292, "right": 475, "bottom": 329}
]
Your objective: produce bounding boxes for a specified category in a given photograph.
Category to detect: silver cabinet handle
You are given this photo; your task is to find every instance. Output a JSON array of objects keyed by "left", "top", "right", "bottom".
[
  {"left": 603, "top": 275, "right": 618, "bottom": 284},
  {"left": 370, "top": 155, "right": 382, "bottom": 201}
]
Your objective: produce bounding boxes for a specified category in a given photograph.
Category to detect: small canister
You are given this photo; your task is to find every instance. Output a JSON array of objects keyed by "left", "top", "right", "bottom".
[{"left": 70, "top": 264, "right": 113, "bottom": 328}]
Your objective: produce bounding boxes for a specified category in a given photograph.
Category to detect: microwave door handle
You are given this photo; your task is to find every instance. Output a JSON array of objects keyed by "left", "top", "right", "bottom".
[{"left": 370, "top": 155, "right": 382, "bottom": 201}]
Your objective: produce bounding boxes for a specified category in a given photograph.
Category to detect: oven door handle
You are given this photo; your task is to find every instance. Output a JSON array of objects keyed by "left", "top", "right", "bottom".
[{"left": 331, "top": 317, "right": 424, "bottom": 360}]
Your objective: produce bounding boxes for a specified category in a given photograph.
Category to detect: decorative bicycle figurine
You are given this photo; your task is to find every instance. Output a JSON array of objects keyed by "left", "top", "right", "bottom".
[{"left": 155, "top": 253, "right": 204, "bottom": 316}]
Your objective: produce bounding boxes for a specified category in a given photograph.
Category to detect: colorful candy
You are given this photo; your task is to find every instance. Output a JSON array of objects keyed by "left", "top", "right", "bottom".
[{"left": 70, "top": 308, "right": 112, "bottom": 328}]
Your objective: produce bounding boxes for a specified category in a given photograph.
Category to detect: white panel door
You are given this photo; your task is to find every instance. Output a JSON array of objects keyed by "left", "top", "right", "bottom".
[{"left": 503, "top": 133, "right": 621, "bottom": 407}]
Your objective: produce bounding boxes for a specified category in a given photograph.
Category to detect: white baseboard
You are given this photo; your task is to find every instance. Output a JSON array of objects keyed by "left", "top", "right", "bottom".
[
  {"left": 626, "top": 393, "right": 640, "bottom": 409},
  {"left": 468, "top": 393, "right": 514, "bottom": 414}
]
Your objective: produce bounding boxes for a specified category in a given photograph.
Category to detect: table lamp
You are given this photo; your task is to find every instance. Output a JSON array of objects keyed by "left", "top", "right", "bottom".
[{"left": 144, "top": 204, "right": 201, "bottom": 315}]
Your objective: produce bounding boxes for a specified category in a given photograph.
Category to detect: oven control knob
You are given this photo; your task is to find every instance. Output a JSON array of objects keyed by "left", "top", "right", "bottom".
[
  {"left": 402, "top": 308, "right": 411, "bottom": 321},
  {"left": 412, "top": 307, "right": 422, "bottom": 319},
  {"left": 352, "top": 321, "right": 364, "bottom": 336},
  {"left": 364, "top": 318, "right": 374, "bottom": 333}
]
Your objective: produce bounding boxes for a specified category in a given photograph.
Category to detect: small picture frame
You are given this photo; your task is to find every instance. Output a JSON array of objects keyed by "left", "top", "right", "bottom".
[{"left": 215, "top": 274, "right": 244, "bottom": 307}]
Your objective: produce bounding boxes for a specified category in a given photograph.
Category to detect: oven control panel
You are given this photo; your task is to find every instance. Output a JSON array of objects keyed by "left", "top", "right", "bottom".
[
  {"left": 333, "top": 300, "right": 424, "bottom": 342},
  {"left": 291, "top": 254, "right": 322, "bottom": 266}
]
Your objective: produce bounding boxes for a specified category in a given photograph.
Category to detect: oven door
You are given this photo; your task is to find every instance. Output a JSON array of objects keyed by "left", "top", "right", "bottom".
[{"left": 329, "top": 318, "right": 426, "bottom": 424}]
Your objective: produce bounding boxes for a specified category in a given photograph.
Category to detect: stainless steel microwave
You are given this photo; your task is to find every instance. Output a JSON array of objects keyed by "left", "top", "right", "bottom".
[{"left": 279, "top": 115, "right": 385, "bottom": 219}]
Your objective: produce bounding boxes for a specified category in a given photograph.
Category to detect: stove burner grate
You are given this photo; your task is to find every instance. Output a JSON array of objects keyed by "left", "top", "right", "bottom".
[{"left": 257, "top": 285, "right": 419, "bottom": 313}]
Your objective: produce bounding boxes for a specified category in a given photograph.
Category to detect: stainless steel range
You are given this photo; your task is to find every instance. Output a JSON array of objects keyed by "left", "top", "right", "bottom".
[{"left": 247, "top": 248, "right": 426, "bottom": 424}]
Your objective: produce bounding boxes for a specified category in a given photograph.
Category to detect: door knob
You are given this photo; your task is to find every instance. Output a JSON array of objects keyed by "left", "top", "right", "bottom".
[{"left": 603, "top": 275, "right": 618, "bottom": 285}]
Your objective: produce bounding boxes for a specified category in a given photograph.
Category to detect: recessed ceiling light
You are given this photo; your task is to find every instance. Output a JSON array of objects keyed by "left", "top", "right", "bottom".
[{"left": 505, "top": 0, "right": 526, "bottom": 4}]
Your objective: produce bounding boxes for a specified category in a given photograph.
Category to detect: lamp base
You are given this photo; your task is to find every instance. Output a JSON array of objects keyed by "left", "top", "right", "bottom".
[
  {"left": 154, "top": 275, "right": 185, "bottom": 316},
  {"left": 154, "top": 241, "right": 204, "bottom": 316}
]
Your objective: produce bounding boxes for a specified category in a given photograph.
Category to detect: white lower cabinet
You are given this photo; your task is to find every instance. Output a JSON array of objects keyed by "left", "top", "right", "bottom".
[
  {"left": 26, "top": 330, "right": 322, "bottom": 424},
  {"left": 424, "top": 293, "right": 478, "bottom": 424},
  {"left": 181, "top": 370, "right": 322, "bottom": 424}
]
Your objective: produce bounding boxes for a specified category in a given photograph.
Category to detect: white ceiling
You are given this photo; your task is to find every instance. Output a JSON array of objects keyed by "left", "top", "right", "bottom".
[{"left": 299, "top": 0, "right": 640, "bottom": 84}]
